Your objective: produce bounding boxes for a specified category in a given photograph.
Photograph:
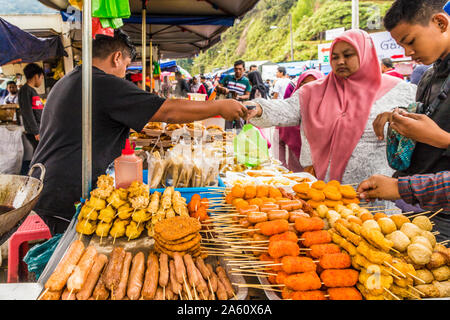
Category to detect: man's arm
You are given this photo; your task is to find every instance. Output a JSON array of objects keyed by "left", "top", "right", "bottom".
[
  {"left": 150, "top": 99, "right": 248, "bottom": 124},
  {"left": 237, "top": 91, "right": 250, "bottom": 101}
]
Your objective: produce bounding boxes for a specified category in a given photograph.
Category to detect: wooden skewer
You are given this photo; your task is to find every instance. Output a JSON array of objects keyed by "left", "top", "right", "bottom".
[
  {"left": 407, "top": 211, "right": 432, "bottom": 218},
  {"left": 37, "top": 288, "right": 49, "bottom": 300},
  {"left": 383, "top": 287, "right": 401, "bottom": 300},
  {"left": 432, "top": 231, "right": 440, "bottom": 236},
  {"left": 438, "top": 240, "right": 450, "bottom": 245},
  {"left": 408, "top": 285, "right": 425, "bottom": 297},
  {"left": 384, "top": 262, "right": 406, "bottom": 278},
  {"left": 66, "top": 288, "right": 74, "bottom": 300},
  {"left": 428, "top": 208, "right": 443, "bottom": 219},
  {"left": 407, "top": 273, "right": 426, "bottom": 284},
  {"left": 182, "top": 273, "right": 193, "bottom": 300}
]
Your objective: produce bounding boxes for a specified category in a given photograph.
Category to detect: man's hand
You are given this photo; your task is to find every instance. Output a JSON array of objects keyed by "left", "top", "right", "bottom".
[
  {"left": 244, "top": 101, "right": 262, "bottom": 120},
  {"left": 390, "top": 111, "right": 450, "bottom": 149},
  {"left": 372, "top": 111, "right": 393, "bottom": 140},
  {"left": 219, "top": 99, "right": 248, "bottom": 121},
  {"left": 357, "top": 174, "right": 401, "bottom": 201},
  {"left": 34, "top": 134, "right": 40, "bottom": 141}
]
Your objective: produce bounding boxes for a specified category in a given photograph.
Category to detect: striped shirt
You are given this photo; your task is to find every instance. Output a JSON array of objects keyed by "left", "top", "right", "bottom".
[
  {"left": 398, "top": 171, "right": 450, "bottom": 214},
  {"left": 220, "top": 75, "right": 251, "bottom": 96}
]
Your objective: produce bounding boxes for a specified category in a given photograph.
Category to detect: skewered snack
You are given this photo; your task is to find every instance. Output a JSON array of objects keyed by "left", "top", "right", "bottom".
[
  {"left": 109, "top": 219, "right": 130, "bottom": 239},
  {"left": 411, "top": 236, "right": 433, "bottom": 252},
  {"left": 76, "top": 219, "right": 97, "bottom": 235},
  {"left": 318, "top": 252, "right": 351, "bottom": 269},
  {"left": 414, "top": 284, "right": 441, "bottom": 298},
  {"left": 329, "top": 229, "right": 358, "bottom": 256},
  {"left": 294, "top": 216, "right": 324, "bottom": 232},
  {"left": 427, "top": 252, "right": 448, "bottom": 269},
  {"left": 255, "top": 219, "right": 290, "bottom": 236},
  {"left": 407, "top": 243, "right": 432, "bottom": 265},
  {"left": 76, "top": 254, "right": 108, "bottom": 300},
  {"left": 356, "top": 241, "right": 393, "bottom": 265},
  {"left": 284, "top": 272, "right": 322, "bottom": 291},
  {"left": 327, "top": 287, "right": 362, "bottom": 300},
  {"left": 386, "top": 231, "right": 411, "bottom": 252},
  {"left": 127, "top": 252, "right": 145, "bottom": 300},
  {"left": 96, "top": 222, "right": 112, "bottom": 238},
  {"left": 320, "top": 269, "right": 359, "bottom": 287},
  {"left": 268, "top": 240, "right": 300, "bottom": 259},
  {"left": 309, "top": 243, "right": 341, "bottom": 258},
  {"left": 126, "top": 221, "right": 145, "bottom": 240},
  {"left": 281, "top": 256, "right": 317, "bottom": 274},
  {"left": 360, "top": 226, "right": 394, "bottom": 252},
  {"left": 301, "top": 230, "right": 332, "bottom": 247},
  {"left": 431, "top": 266, "right": 450, "bottom": 281},
  {"left": 390, "top": 214, "right": 411, "bottom": 229},
  {"left": 412, "top": 216, "right": 433, "bottom": 232},
  {"left": 401, "top": 223, "right": 423, "bottom": 239},
  {"left": 290, "top": 290, "right": 327, "bottom": 300},
  {"left": 269, "top": 231, "right": 298, "bottom": 243},
  {"left": 414, "top": 269, "right": 434, "bottom": 285}
]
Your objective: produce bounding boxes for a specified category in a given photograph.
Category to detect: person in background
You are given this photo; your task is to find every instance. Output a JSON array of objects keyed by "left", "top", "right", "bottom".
[
  {"left": 246, "top": 29, "right": 416, "bottom": 190},
  {"left": 272, "top": 66, "right": 291, "bottom": 99},
  {"left": 381, "top": 58, "right": 405, "bottom": 80},
  {"left": 3, "top": 81, "right": 18, "bottom": 104},
  {"left": 248, "top": 70, "right": 269, "bottom": 100},
  {"left": 190, "top": 76, "right": 207, "bottom": 96},
  {"left": 249, "top": 64, "right": 258, "bottom": 72},
  {"left": 200, "top": 75, "right": 213, "bottom": 97},
  {"left": 174, "top": 71, "right": 190, "bottom": 98},
  {"left": 277, "top": 70, "right": 325, "bottom": 173},
  {"left": 18, "top": 63, "right": 44, "bottom": 155},
  {"left": 410, "top": 63, "right": 432, "bottom": 85},
  {"left": 217, "top": 60, "right": 252, "bottom": 130},
  {"left": 161, "top": 75, "right": 172, "bottom": 99}
]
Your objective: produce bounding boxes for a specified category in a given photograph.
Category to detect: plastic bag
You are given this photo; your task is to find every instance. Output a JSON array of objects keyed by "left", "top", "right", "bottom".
[
  {"left": 23, "top": 234, "right": 63, "bottom": 280},
  {"left": 92, "top": 17, "right": 114, "bottom": 38},
  {"left": 0, "top": 126, "right": 24, "bottom": 174},
  {"left": 233, "top": 124, "right": 269, "bottom": 167},
  {"left": 92, "top": 0, "right": 130, "bottom": 18}
]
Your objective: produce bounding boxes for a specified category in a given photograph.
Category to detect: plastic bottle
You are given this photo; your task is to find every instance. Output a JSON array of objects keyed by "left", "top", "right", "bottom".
[{"left": 114, "top": 139, "right": 142, "bottom": 189}]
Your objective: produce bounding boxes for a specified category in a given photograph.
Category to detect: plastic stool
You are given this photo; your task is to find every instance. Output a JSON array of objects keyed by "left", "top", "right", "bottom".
[{"left": 8, "top": 214, "right": 52, "bottom": 283}]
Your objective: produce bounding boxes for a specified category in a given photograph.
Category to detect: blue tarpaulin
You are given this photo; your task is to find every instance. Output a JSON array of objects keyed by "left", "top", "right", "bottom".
[{"left": 0, "top": 17, "right": 67, "bottom": 66}]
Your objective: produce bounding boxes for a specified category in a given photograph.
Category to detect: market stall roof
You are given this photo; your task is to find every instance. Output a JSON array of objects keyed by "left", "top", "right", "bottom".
[
  {"left": 0, "top": 17, "right": 67, "bottom": 66},
  {"left": 38, "top": 0, "right": 260, "bottom": 59}
]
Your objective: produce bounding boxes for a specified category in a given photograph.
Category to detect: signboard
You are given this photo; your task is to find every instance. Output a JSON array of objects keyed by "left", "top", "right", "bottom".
[
  {"left": 318, "top": 42, "right": 332, "bottom": 64},
  {"left": 325, "top": 27, "right": 345, "bottom": 41},
  {"left": 370, "top": 31, "right": 411, "bottom": 61}
]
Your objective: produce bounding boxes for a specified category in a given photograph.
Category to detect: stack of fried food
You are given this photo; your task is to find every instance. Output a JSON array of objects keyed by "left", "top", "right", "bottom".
[
  {"left": 322, "top": 204, "right": 450, "bottom": 300},
  {"left": 153, "top": 215, "right": 205, "bottom": 259},
  {"left": 39, "top": 242, "right": 235, "bottom": 300},
  {"left": 76, "top": 179, "right": 190, "bottom": 242},
  {"left": 293, "top": 180, "right": 360, "bottom": 210}
]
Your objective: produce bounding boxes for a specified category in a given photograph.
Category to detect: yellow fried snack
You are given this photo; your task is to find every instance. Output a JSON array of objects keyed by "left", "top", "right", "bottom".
[
  {"left": 85, "top": 196, "right": 106, "bottom": 211},
  {"left": 132, "top": 209, "right": 152, "bottom": 223},
  {"left": 323, "top": 186, "right": 342, "bottom": 201},
  {"left": 126, "top": 221, "right": 145, "bottom": 240},
  {"left": 118, "top": 203, "right": 134, "bottom": 220},
  {"left": 107, "top": 190, "right": 127, "bottom": 209},
  {"left": 311, "top": 180, "right": 326, "bottom": 190},
  {"left": 327, "top": 180, "right": 341, "bottom": 188},
  {"left": 79, "top": 205, "right": 98, "bottom": 221},
  {"left": 307, "top": 188, "right": 325, "bottom": 202},
  {"left": 76, "top": 219, "right": 97, "bottom": 235},
  {"left": 109, "top": 219, "right": 130, "bottom": 238},
  {"left": 293, "top": 183, "right": 310, "bottom": 195},
  {"left": 98, "top": 205, "right": 115, "bottom": 223},
  {"left": 95, "top": 222, "right": 112, "bottom": 237},
  {"left": 339, "top": 185, "right": 357, "bottom": 199}
]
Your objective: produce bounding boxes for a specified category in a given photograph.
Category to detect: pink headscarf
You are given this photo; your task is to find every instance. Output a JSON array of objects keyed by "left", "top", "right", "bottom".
[
  {"left": 299, "top": 29, "right": 401, "bottom": 181},
  {"left": 294, "top": 69, "right": 326, "bottom": 92}
]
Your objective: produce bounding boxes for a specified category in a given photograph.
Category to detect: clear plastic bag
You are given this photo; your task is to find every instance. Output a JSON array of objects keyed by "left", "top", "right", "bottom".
[{"left": 23, "top": 234, "right": 63, "bottom": 279}]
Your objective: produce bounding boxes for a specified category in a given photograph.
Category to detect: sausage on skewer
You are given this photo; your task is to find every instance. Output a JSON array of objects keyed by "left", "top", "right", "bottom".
[
  {"left": 76, "top": 254, "right": 108, "bottom": 300},
  {"left": 142, "top": 251, "right": 159, "bottom": 300},
  {"left": 114, "top": 251, "right": 132, "bottom": 300},
  {"left": 66, "top": 245, "right": 97, "bottom": 294},
  {"left": 127, "top": 252, "right": 145, "bottom": 300}
]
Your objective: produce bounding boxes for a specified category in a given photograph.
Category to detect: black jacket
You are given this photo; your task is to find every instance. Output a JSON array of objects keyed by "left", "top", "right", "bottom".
[{"left": 394, "top": 54, "right": 450, "bottom": 177}]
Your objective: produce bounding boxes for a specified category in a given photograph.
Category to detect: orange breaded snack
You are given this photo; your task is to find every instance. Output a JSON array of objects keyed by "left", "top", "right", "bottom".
[
  {"left": 373, "top": 212, "right": 388, "bottom": 221},
  {"left": 233, "top": 198, "right": 249, "bottom": 210},
  {"left": 231, "top": 184, "right": 245, "bottom": 198},
  {"left": 339, "top": 185, "right": 357, "bottom": 199},
  {"left": 225, "top": 193, "right": 234, "bottom": 204},
  {"left": 342, "top": 197, "right": 360, "bottom": 205},
  {"left": 269, "top": 187, "right": 283, "bottom": 199},
  {"left": 348, "top": 216, "right": 363, "bottom": 225},
  {"left": 306, "top": 199, "right": 324, "bottom": 209},
  {"left": 327, "top": 180, "right": 341, "bottom": 188},
  {"left": 307, "top": 189, "right": 325, "bottom": 202},
  {"left": 244, "top": 185, "right": 257, "bottom": 200},
  {"left": 360, "top": 212, "right": 374, "bottom": 222},
  {"left": 249, "top": 198, "right": 264, "bottom": 207},
  {"left": 324, "top": 199, "right": 343, "bottom": 209},
  {"left": 293, "top": 183, "right": 310, "bottom": 194},
  {"left": 256, "top": 185, "right": 269, "bottom": 198},
  {"left": 323, "top": 186, "right": 342, "bottom": 201},
  {"left": 311, "top": 180, "right": 326, "bottom": 190}
]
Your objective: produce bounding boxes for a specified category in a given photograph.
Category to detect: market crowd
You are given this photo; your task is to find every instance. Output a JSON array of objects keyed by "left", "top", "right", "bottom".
[{"left": 3, "top": 0, "right": 448, "bottom": 238}]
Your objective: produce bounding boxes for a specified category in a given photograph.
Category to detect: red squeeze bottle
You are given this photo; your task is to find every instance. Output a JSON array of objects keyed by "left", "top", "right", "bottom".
[{"left": 114, "top": 138, "right": 143, "bottom": 189}]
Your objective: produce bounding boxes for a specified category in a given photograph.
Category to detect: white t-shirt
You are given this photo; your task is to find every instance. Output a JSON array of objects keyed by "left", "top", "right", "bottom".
[{"left": 273, "top": 78, "right": 291, "bottom": 99}]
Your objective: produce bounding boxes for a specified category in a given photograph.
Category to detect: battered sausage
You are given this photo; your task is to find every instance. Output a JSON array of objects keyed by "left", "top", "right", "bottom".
[
  {"left": 216, "top": 266, "right": 234, "bottom": 299},
  {"left": 183, "top": 254, "right": 200, "bottom": 288},
  {"left": 45, "top": 240, "right": 85, "bottom": 292},
  {"left": 154, "top": 287, "right": 165, "bottom": 300},
  {"left": 66, "top": 245, "right": 97, "bottom": 293},
  {"left": 206, "top": 264, "right": 218, "bottom": 292},
  {"left": 169, "top": 260, "right": 182, "bottom": 295},
  {"left": 247, "top": 212, "right": 268, "bottom": 224},
  {"left": 103, "top": 247, "right": 126, "bottom": 293},
  {"left": 92, "top": 273, "right": 110, "bottom": 300},
  {"left": 195, "top": 257, "right": 211, "bottom": 280},
  {"left": 216, "top": 278, "right": 228, "bottom": 300},
  {"left": 267, "top": 210, "right": 290, "bottom": 221},
  {"left": 61, "top": 287, "right": 76, "bottom": 300},
  {"left": 127, "top": 252, "right": 145, "bottom": 300},
  {"left": 39, "top": 289, "right": 62, "bottom": 300},
  {"left": 142, "top": 251, "right": 159, "bottom": 300},
  {"left": 173, "top": 252, "right": 187, "bottom": 284},
  {"left": 195, "top": 266, "right": 208, "bottom": 292},
  {"left": 113, "top": 251, "right": 132, "bottom": 300},
  {"left": 76, "top": 253, "right": 108, "bottom": 300},
  {"left": 159, "top": 253, "right": 169, "bottom": 288}
]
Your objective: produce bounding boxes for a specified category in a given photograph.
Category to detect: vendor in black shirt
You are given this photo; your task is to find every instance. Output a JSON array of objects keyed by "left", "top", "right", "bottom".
[{"left": 31, "top": 29, "right": 247, "bottom": 234}]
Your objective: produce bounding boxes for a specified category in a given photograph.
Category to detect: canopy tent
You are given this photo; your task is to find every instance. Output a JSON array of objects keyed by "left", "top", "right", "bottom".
[
  {"left": 39, "top": 0, "right": 260, "bottom": 59},
  {"left": 0, "top": 17, "right": 67, "bottom": 66}
]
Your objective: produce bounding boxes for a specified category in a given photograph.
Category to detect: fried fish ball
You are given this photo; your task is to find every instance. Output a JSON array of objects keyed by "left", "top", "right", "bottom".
[
  {"left": 347, "top": 216, "right": 363, "bottom": 226},
  {"left": 323, "top": 186, "right": 342, "bottom": 201},
  {"left": 421, "top": 231, "right": 437, "bottom": 248},
  {"left": 412, "top": 216, "right": 433, "bottom": 232},
  {"left": 362, "top": 220, "right": 381, "bottom": 231},
  {"left": 373, "top": 212, "right": 388, "bottom": 221},
  {"left": 311, "top": 180, "right": 326, "bottom": 190},
  {"left": 316, "top": 204, "right": 329, "bottom": 218},
  {"left": 339, "top": 185, "right": 357, "bottom": 199},
  {"left": 231, "top": 185, "right": 245, "bottom": 198},
  {"left": 360, "top": 212, "right": 374, "bottom": 222},
  {"left": 390, "top": 214, "right": 410, "bottom": 229},
  {"left": 415, "top": 269, "right": 434, "bottom": 285},
  {"left": 233, "top": 199, "right": 249, "bottom": 210},
  {"left": 326, "top": 210, "right": 341, "bottom": 228},
  {"left": 432, "top": 280, "right": 450, "bottom": 297},
  {"left": 95, "top": 222, "right": 112, "bottom": 237},
  {"left": 307, "top": 189, "right": 325, "bottom": 202},
  {"left": 386, "top": 231, "right": 411, "bottom": 252},
  {"left": 339, "top": 208, "right": 354, "bottom": 219},
  {"left": 377, "top": 217, "right": 397, "bottom": 235},
  {"left": 98, "top": 206, "right": 115, "bottom": 223},
  {"left": 408, "top": 243, "right": 432, "bottom": 265},
  {"left": 431, "top": 266, "right": 450, "bottom": 281},
  {"left": 411, "top": 236, "right": 433, "bottom": 252},
  {"left": 401, "top": 223, "right": 423, "bottom": 239},
  {"left": 347, "top": 203, "right": 361, "bottom": 212},
  {"left": 225, "top": 193, "right": 234, "bottom": 205},
  {"left": 414, "top": 284, "right": 440, "bottom": 298},
  {"left": 256, "top": 185, "right": 269, "bottom": 198},
  {"left": 244, "top": 185, "right": 257, "bottom": 200},
  {"left": 427, "top": 252, "right": 447, "bottom": 269}
]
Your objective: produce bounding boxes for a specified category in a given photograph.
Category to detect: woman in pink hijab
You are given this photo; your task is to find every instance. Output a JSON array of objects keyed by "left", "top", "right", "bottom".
[
  {"left": 247, "top": 29, "right": 417, "bottom": 185},
  {"left": 277, "top": 70, "right": 325, "bottom": 172}
]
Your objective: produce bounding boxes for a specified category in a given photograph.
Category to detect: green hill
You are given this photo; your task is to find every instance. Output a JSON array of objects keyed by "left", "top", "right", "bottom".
[{"left": 188, "top": 0, "right": 393, "bottom": 74}]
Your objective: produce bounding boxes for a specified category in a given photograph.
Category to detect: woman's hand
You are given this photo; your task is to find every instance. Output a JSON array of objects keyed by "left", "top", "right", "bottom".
[
  {"left": 372, "top": 111, "right": 393, "bottom": 140},
  {"left": 244, "top": 101, "right": 262, "bottom": 120},
  {"left": 357, "top": 174, "right": 401, "bottom": 201},
  {"left": 219, "top": 99, "right": 249, "bottom": 121},
  {"left": 390, "top": 111, "right": 450, "bottom": 149}
]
